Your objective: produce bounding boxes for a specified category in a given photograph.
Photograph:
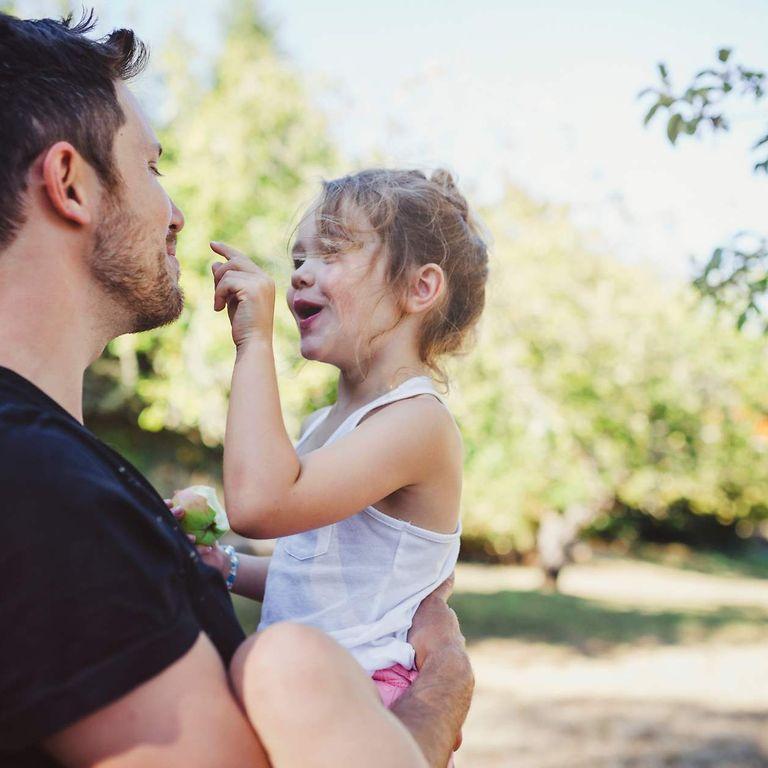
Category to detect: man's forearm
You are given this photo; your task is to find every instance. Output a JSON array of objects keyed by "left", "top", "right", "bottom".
[{"left": 390, "top": 646, "right": 474, "bottom": 767}]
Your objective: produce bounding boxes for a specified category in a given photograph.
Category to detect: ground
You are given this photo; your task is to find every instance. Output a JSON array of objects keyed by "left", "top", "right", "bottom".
[
  {"left": 232, "top": 548, "right": 768, "bottom": 767},
  {"left": 455, "top": 551, "right": 768, "bottom": 767}
]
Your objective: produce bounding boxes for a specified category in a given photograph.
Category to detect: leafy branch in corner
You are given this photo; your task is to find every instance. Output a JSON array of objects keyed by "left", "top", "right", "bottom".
[{"left": 641, "top": 48, "right": 768, "bottom": 329}]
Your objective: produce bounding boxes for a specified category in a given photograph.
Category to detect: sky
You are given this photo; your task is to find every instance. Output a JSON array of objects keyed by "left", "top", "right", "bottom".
[{"left": 13, "top": 0, "right": 768, "bottom": 281}]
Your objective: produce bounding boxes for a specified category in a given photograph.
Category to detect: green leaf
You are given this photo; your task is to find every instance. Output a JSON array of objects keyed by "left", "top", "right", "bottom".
[
  {"left": 718, "top": 48, "right": 732, "bottom": 63},
  {"left": 684, "top": 118, "right": 699, "bottom": 135},
  {"left": 667, "top": 113, "right": 683, "bottom": 144},
  {"left": 643, "top": 102, "right": 661, "bottom": 125}
]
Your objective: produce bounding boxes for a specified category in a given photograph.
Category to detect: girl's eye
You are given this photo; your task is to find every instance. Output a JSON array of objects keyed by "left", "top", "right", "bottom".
[{"left": 292, "top": 257, "right": 304, "bottom": 270}]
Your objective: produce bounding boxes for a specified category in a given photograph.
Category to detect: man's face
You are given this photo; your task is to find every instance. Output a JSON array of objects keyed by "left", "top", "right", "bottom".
[{"left": 89, "top": 82, "right": 185, "bottom": 333}]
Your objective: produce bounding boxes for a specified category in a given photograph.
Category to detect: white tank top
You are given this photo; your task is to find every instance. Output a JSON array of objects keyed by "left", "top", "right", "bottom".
[{"left": 258, "top": 376, "right": 461, "bottom": 675}]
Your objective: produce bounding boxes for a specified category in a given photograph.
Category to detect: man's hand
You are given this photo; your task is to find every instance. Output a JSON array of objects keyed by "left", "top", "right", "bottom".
[
  {"left": 408, "top": 574, "right": 464, "bottom": 670},
  {"left": 399, "top": 574, "right": 474, "bottom": 764}
]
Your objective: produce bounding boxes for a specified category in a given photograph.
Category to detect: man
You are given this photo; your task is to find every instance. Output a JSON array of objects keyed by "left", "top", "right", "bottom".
[{"left": 0, "top": 10, "right": 473, "bottom": 768}]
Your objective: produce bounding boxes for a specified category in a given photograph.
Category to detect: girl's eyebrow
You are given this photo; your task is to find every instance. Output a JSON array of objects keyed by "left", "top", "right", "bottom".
[{"left": 291, "top": 240, "right": 306, "bottom": 255}]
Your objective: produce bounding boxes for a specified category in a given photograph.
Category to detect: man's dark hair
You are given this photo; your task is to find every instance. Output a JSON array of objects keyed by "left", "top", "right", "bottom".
[{"left": 0, "top": 10, "right": 148, "bottom": 249}]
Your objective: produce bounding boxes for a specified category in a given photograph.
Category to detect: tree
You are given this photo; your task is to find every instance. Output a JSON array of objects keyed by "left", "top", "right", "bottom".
[
  {"left": 448, "top": 188, "right": 768, "bottom": 582},
  {"left": 641, "top": 49, "right": 768, "bottom": 329},
  {"left": 84, "top": 0, "right": 338, "bottom": 482}
]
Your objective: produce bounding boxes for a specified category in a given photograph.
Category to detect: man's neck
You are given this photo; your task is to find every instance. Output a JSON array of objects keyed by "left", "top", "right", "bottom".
[
  {"left": 0, "top": 345, "right": 88, "bottom": 423},
  {"left": 0, "top": 243, "right": 115, "bottom": 423}
]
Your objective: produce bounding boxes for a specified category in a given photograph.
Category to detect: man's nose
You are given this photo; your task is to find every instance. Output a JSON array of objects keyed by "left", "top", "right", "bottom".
[
  {"left": 169, "top": 199, "right": 185, "bottom": 234},
  {"left": 291, "top": 260, "right": 315, "bottom": 289}
]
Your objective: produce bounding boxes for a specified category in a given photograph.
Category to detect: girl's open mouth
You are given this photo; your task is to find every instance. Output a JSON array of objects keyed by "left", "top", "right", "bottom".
[{"left": 294, "top": 299, "right": 324, "bottom": 332}]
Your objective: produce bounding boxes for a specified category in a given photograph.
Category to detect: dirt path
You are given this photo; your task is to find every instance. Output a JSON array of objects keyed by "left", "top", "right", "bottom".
[{"left": 454, "top": 557, "right": 768, "bottom": 767}]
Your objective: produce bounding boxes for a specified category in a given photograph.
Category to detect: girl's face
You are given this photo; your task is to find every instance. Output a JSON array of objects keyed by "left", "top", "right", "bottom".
[{"left": 286, "top": 203, "right": 401, "bottom": 369}]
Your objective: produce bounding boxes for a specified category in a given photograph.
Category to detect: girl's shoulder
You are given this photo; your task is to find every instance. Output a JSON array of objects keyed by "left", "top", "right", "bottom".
[{"left": 362, "top": 392, "right": 463, "bottom": 467}]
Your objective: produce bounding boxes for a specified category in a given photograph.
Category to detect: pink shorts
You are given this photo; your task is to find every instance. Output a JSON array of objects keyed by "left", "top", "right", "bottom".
[
  {"left": 372, "top": 662, "right": 420, "bottom": 708},
  {"left": 372, "top": 664, "right": 456, "bottom": 767}
]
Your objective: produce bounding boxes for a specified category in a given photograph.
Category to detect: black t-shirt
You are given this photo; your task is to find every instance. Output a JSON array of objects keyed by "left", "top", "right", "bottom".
[{"left": 0, "top": 367, "right": 246, "bottom": 767}]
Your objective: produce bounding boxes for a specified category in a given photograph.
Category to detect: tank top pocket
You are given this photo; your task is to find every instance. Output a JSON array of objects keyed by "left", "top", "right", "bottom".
[{"left": 282, "top": 525, "right": 332, "bottom": 561}]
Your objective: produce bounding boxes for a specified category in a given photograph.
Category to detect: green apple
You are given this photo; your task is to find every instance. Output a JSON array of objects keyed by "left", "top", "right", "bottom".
[{"left": 171, "top": 485, "right": 230, "bottom": 545}]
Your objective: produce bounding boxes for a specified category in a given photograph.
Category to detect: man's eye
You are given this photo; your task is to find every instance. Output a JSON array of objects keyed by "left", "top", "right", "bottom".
[{"left": 150, "top": 164, "right": 164, "bottom": 177}]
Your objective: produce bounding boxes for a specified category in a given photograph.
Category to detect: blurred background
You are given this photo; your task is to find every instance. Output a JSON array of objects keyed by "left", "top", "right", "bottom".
[{"left": 6, "top": 0, "right": 768, "bottom": 765}]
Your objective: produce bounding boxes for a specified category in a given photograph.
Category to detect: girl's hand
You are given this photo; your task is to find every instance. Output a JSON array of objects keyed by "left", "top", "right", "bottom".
[
  {"left": 165, "top": 497, "right": 231, "bottom": 579},
  {"left": 210, "top": 241, "right": 275, "bottom": 348},
  {"left": 196, "top": 542, "right": 231, "bottom": 578}
]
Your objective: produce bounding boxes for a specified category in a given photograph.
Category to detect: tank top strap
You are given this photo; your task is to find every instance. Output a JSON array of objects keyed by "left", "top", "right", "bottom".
[
  {"left": 294, "top": 405, "right": 332, "bottom": 448},
  {"left": 295, "top": 377, "right": 447, "bottom": 450},
  {"left": 333, "top": 376, "right": 446, "bottom": 443}
]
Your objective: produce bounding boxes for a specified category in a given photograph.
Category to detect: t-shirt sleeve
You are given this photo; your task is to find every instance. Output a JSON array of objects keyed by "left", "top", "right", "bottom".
[{"left": 0, "top": 413, "right": 201, "bottom": 749}]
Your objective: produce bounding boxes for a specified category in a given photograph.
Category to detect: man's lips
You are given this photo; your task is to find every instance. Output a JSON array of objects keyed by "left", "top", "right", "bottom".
[{"left": 165, "top": 236, "right": 179, "bottom": 263}]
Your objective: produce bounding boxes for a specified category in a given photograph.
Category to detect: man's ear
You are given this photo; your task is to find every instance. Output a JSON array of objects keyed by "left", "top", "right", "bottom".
[
  {"left": 405, "top": 263, "right": 446, "bottom": 315},
  {"left": 39, "top": 141, "right": 97, "bottom": 227}
]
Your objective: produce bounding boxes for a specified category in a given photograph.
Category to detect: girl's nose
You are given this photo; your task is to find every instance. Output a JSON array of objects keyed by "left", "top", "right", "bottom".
[{"left": 291, "top": 260, "right": 315, "bottom": 289}]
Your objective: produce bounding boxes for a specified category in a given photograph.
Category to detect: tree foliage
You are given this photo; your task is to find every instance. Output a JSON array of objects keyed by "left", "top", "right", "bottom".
[
  {"left": 73, "top": 7, "right": 768, "bottom": 556},
  {"left": 85, "top": 0, "right": 338, "bottom": 447},
  {"left": 449, "top": 191, "right": 768, "bottom": 554},
  {"left": 642, "top": 49, "right": 768, "bottom": 329}
]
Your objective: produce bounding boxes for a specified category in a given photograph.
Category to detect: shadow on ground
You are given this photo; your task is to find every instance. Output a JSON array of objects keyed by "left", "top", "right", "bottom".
[
  {"left": 449, "top": 589, "right": 768, "bottom": 651},
  {"left": 463, "top": 697, "right": 768, "bottom": 768},
  {"left": 234, "top": 587, "right": 768, "bottom": 652},
  {"left": 633, "top": 545, "right": 768, "bottom": 581}
]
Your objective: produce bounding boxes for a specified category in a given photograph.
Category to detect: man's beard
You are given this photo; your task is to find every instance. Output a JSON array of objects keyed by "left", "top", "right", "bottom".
[{"left": 90, "top": 191, "right": 184, "bottom": 333}]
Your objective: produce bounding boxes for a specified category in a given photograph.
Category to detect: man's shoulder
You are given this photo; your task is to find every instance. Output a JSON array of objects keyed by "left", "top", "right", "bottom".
[{"left": 0, "top": 402, "right": 122, "bottom": 494}]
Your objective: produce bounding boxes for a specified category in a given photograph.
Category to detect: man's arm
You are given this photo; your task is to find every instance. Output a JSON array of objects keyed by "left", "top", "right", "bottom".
[
  {"left": 45, "top": 633, "right": 269, "bottom": 768},
  {"left": 393, "top": 577, "right": 474, "bottom": 767}
]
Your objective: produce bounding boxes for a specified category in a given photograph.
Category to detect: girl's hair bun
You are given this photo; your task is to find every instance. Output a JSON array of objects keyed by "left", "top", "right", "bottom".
[{"left": 430, "top": 168, "right": 469, "bottom": 221}]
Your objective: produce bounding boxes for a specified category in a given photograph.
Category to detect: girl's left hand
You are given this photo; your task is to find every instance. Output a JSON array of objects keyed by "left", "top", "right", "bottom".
[
  {"left": 210, "top": 241, "right": 275, "bottom": 348},
  {"left": 196, "top": 542, "right": 231, "bottom": 578},
  {"left": 165, "top": 497, "right": 231, "bottom": 579}
]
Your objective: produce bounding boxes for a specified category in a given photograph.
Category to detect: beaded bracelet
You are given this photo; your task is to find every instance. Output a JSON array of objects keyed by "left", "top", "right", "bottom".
[{"left": 220, "top": 544, "right": 240, "bottom": 591}]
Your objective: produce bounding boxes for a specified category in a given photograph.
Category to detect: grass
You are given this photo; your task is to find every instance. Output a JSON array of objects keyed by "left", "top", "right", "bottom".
[
  {"left": 232, "top": 594, "right": 262, "bottom": 634},
  {"left": 448, "top": 588, "right": 768, "bottom": 652},
  {"left": 232, "top": 559, "right": 768, "bottom": 654},
  {"left": 632, "top": 542, "right": 768, "bottom": 581}
]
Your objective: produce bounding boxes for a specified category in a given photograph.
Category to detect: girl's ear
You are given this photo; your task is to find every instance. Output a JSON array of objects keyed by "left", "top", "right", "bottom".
[{"left": 405, "top": 263, "right": 446, "bottom": 315}]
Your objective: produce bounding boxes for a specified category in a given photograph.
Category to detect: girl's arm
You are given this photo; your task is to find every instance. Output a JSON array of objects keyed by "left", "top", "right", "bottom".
[
  {"left": 211, "top": 244, "right": 460, "bottom": 540},
  {"left": 230, "top": 553, "right": 270, "bottom": 601},
  {"left": 199, "top": 545, "right": 270, "bottom": 602}
]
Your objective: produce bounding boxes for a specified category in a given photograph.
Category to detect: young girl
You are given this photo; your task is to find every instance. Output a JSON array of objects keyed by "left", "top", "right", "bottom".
[{"left": 183, "top": 168, "right": 487, "bottom": 739}]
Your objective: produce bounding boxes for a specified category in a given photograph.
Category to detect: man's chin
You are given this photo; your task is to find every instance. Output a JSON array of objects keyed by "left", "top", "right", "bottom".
[{"left": 131, "top": 286, "right": 185, "bottom": 333}]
